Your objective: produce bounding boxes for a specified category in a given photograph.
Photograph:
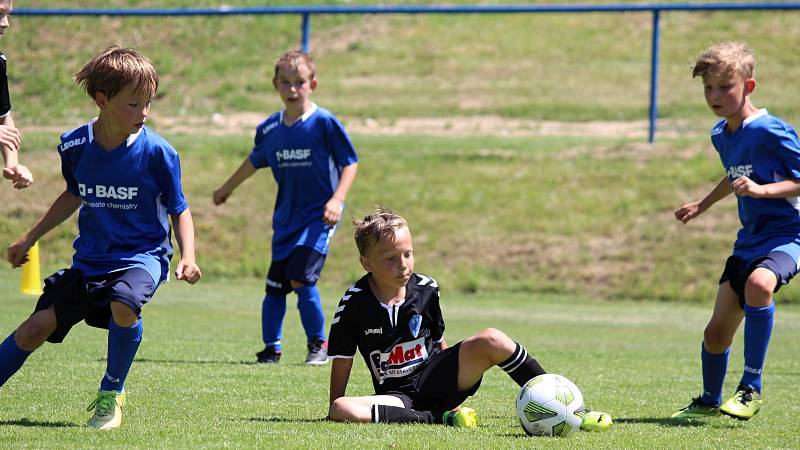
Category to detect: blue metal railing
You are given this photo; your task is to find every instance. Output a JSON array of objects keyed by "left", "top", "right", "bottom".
[{"left": 16, "top": 3, "right": 800, "bottom": 142}]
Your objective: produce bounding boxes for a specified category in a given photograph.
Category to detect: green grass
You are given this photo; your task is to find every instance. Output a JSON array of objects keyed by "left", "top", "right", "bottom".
[
  {"left": 0, "top": 271, "right": 798, "bottom": 448},
  {"left": 9, "top": 1, "right": 800, "bottom": 125}
]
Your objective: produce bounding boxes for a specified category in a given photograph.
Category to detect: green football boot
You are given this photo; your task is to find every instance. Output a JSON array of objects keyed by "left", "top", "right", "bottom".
[
  {"left": 442, "top": 407, "right": 480, "bottom": 428},
  {"left": 720, "top": 385, "right": 761, "bottom": 420},
  {"left": 87, "top": 390, "right": 126, "bottom": 430},
  {"left": 671, "top": 396, "right": 720, "bottom": 419},
  {"left": 576, "top": 409, "right": 613, "bottom": 432}
]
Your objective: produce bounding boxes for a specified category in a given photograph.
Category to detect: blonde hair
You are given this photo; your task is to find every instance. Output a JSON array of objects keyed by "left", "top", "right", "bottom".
[
  {"left": 692, "top": 41, "right": 755, "bottom": 80},
  {"left": 353, "top": 207, "right": 408, "bottom": 256},
  {"left": 273, "top": 50, "right": 316, "bottom": 79},
  {"left": 75, "top": 46, "right": 159, "bottom": 100}
]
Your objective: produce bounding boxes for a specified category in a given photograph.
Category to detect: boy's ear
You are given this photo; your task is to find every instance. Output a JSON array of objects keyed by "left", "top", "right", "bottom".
[
  {"left": 310, "top": 78, "right": 318, "bottom": 90},
  {"left": 272, "top": 77, "right": 278, "bottom": 90},
  {"left": 744, "top": 78, "right": 756, "bottom": 96},
  {"left": 94, "top": 92, "right": 109, "bottom": 109},
  {"left": 359, "top": 255, "right": 371, "bottom": 272}
]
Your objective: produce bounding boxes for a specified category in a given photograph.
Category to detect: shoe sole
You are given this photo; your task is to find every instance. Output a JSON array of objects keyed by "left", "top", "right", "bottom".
[
  {"left": 720, "top": 409, "right": 758, "bottom": 421},
  {"left": 305, "top": 358, "right": 329, "bottom": 366}
]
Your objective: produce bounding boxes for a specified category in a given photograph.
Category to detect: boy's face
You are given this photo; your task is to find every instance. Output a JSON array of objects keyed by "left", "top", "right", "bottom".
[
  {"left": 272, "top": 62, "right": 316, "bottom": 111},
  {"left": 96, "top": 83, "right": 152, "bottom": 136},
  {"left": 0, "top": 0, "right": 13, "bottom": 36},
  {"left": 702, "top": 70, "right": 755, "bottom": 120},
  {"left": 360, "top": 226, "right": 415, "bottom": 291}
]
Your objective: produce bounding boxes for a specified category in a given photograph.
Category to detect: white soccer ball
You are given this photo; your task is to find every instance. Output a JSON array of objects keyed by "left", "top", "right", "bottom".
[{"left": 516, "top": 373, "right": 584, "bottom": 437}]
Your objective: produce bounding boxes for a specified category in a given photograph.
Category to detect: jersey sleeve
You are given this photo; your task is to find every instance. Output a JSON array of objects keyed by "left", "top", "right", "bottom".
[
  {"left": 156, "top": 146, "right": 188, "bottom": 215},
  {"left": 768, "top": 122, "right": 800, "bottom": 179},
  {"left": 248, "top": 124, "right": 271, "bottom": 169},
  {"left": 0, "top": 54, "right": 11, "bottom": 118},
  {"left": 58, "top": 136, "right": 80, "bottom": 196},
  {"left": 429, "top": 286, "right": 446, "bottom": 344},
  {"left": 328, "top": 285, "right": 360, "bottom": 358},
  {"left": 325, "top": 116, "right": 358, "bottom": 168}
]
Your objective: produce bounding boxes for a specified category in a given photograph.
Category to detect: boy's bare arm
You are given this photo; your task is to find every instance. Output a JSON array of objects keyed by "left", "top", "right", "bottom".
[
  {"left": 0, "top": 114, "right": 31, "bottom": 189},
  {"left": 212, "top": 158, "right": 257, "bottom": 205},
  {"left": 171, "top": 209, "right": 201, "bottom": 284},
  {"left": 329, "top": 357, "right": 354, "bottom": 405},
  {"left": 7, "top": 190, "right": 82, "bottom": 267},
  {"left": 731, "top": 176, "right": 800, "bottom": 199},
  {"left": 675, "top": 176, "right": 733, "bottom": 224},
  {"left": 323, "top": 162, "right": 358, "bottom": 225}
]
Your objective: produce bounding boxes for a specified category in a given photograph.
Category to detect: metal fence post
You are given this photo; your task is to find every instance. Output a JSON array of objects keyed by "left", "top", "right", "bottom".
[
  {"left": 301, "top": 12, "right": 311, "bottom": 53},
  {"left": 648, "top": 9, "right": 661, "bottom": 143}
]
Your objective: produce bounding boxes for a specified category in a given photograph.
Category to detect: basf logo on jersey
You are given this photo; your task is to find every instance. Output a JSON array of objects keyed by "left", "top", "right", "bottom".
[{"left": 368, "top": 337, "right": 428, "bottom": 384}]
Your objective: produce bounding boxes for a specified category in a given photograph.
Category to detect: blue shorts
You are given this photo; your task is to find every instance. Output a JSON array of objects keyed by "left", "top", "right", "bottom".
[
  {"left": 719, "top": 251, "right": 799, "bottom": 308},
  {"left": 385, "top": 342, "right": 482, "bottom": 412},
  {"left": 33, "top": 267, "right": 156, "bottom": 343},
  {"left": 266, "top": 246, "right": 327, "bottom": 295}
]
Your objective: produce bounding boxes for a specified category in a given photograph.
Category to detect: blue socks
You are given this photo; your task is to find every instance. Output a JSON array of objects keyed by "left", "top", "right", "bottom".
[
  {"left": 100, "top": 318, "right": 143, "bottom": 393},
  {"left": 0, "top": 333, "right": 32, "bottom": 388},
  {"left": 741, "top": 303, "right": 775, "bottom": 392},
  {"left": 700, "top": 343, "right": 729, "bottom": 406},
  {"left": 262, "top": 294, "right": 287, "bottom": 351},
  {"left": 295, "top": 284, "right": 325, "bottom": 343}
]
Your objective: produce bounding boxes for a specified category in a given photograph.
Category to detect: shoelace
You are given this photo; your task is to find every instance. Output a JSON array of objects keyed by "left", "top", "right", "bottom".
[
  {"left": 738, "top": 389, "right": 753, "bottom": 405},
  {"left": 86, "top": 393, "right": 116, "bottom": 416}
]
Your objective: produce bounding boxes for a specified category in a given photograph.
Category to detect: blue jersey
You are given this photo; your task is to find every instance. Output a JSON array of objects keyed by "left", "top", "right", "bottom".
[
  {"left": 711, "top": 109, "right": 800, "bottom": 262},
  {"left": 249, "top": 104, "right": 358, "bottom": 260},
  {"left": 58, "top": 121, "right": 188, "bottom": 284}
]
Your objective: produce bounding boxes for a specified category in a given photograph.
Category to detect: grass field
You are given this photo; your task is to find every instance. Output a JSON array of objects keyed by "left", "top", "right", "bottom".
[{"left": 0, "top": 271, "right": 798, "bottom": 449}]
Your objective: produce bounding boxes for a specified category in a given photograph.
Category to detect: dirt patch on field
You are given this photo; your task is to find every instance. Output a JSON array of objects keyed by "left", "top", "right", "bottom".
[{"left": 27, "top": 113, "right": 701, "bottom": 140}]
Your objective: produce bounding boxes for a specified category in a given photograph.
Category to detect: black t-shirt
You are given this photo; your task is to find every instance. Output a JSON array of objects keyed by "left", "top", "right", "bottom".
[
  {"left": 0, "top": 52, "right": 11, "bottom": 117},
  {"left": 328, "top": 272, "right": 446, "bottom": 395}
]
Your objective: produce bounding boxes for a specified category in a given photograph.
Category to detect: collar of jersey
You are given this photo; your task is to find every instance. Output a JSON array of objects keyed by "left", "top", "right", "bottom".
[
  {"left": 87, "top": 117, "right": 143, "bottom": 149},
  {"left": 279, "top": 102, "right": 318, "bottom": 127}
]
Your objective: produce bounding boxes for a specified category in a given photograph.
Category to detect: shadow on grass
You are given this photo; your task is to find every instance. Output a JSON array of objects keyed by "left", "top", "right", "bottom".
[
  {"left": 106, "top": 358, "right": 257, "bottom": 366},
  {"left": 243, "top": 417, "right": 328, "bottom": 424},
  {"left": 614, "top": 417, "right": 740, "bottom": 428},
  {"left": 0, "top": 418, "right": 78, "bottom": 428}
]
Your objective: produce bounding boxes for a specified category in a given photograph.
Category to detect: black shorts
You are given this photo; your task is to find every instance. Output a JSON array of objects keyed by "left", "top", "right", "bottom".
[
  {"left": 719, "top": 251, "right": 798, "bottom": 308},
  {"left": 33, "top": 267, "right": 156, "bottom": 343},
  {"left": 386, "top": 342, "right": 482, "bottom": 412},
  {"left": 266, "top": 246, "right": 326, "bottom": 295}
]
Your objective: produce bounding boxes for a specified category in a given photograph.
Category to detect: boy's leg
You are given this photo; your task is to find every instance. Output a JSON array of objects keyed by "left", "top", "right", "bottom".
[
  {"left": 457, "top": 328, "right": 544, "bottom": 391},
  {"left": 100, "top": 301, "right": 142, "bottom": 393},
  {"left": 261, "top": 293, "right": 287, "bottom": 352},
  {"left": 286, "top": 247, "right": 328, "bottom": 364},
  {"left": 740, "top": 267, "right": 776, "bottom": 393},
  {"left": 328, "top": 394, "right": 406, "bottom": 422},
  {"left": 0, "top": 307, "right": 57, "bottom": 387}
]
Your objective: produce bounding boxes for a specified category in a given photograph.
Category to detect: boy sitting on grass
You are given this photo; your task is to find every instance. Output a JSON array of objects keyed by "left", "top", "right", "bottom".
[{"left": 327, "top": 208, "right": 612, "bottom": 430}]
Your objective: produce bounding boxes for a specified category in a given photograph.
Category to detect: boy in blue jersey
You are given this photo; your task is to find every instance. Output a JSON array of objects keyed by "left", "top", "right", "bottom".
[
  {"left": 0, "top": 47, "right": 201, "bottom": 430},
  {"left": 672, "top": 42, "right": 800, "bottom": 420},
  {"left": 213, "top": 51, "right": 358, "bottom": 365},
  {"left": 0, "top": 0, "right": 32, "bottom": 189}
]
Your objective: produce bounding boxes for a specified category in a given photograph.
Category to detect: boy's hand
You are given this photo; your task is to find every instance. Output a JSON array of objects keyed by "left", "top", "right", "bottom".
[
  {"left": 175, "top": 258, "right": 202, "bottom": 284},
  {"left": 212, "top": 187, "right": 231, "bottom": 206},
  {"left": 0, "top": 125, "right": 21, "bottom": 153},
  {"left": 731, "top": 176, "right": 765, "bottom": 198},
  {"left": 7, "top": 237, "right": 33, "bottom": 268},
  {"left": 323, "top": 197, "right": 344, "bottom": 225},
  {"left": 674, "top": 200, "right": 703, "bottom": 224},
  {"left": 3, "top": 164, "right": 33, "bottom": 189}
]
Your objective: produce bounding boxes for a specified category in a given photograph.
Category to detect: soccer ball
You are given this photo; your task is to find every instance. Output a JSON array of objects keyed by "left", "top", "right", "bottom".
[{"left": 516, "top": 373, "right": 584, "bottom": 437}]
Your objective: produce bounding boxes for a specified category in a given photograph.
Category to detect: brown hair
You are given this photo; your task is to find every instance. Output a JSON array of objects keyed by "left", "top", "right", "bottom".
[
  {"left": 353, "top": 207, "right": 408, "bottom": 256},
  {"left": 273, "top": 50, "right": 316, "bottom": 79},
  {"left": 75, "top": 46, "right": 159, "bottom": 100},
  {"left": 692, "top": 41, "right": 755, "bottom": 80}
]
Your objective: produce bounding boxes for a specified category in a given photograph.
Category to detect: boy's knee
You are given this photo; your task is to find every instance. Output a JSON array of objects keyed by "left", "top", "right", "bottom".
[
  {"left": 110, "top": 301, "right": 138, "bottom": 327},
  {"left": 703, "top": 325, "right": 732, "bottom": 351},
  {"left": 744, "top": 270, "right": 776, "bottom": 306},
  {"left": 328, "top": 398, "right": 352, "bottom": 422},
  {"left": 16, "top": 313, "right": 56, "bottom": 350},
  {"left": 290, "top": 280, "right": 306, "bottom": 290}
]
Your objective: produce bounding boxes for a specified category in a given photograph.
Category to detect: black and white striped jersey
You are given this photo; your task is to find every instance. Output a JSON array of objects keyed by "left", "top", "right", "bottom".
[{"left": 328, "top": 272, "right": 446, "bottom": 395}]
